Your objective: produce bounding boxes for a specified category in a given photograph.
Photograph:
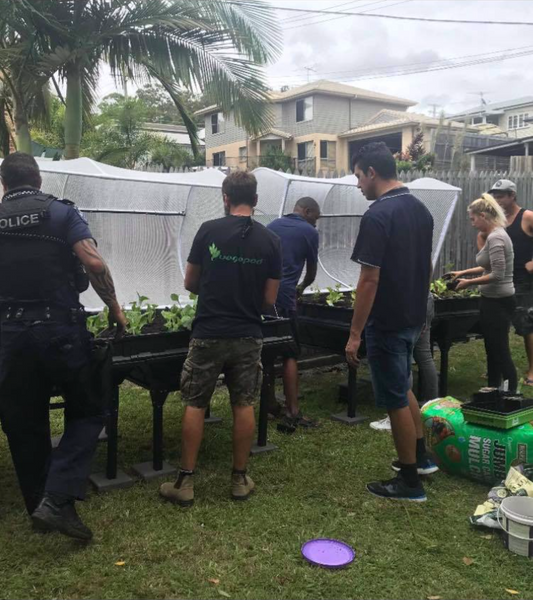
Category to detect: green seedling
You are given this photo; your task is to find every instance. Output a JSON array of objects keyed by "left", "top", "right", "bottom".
[{"left": 326, "top": 284, "right": 343, "bottom": 307}]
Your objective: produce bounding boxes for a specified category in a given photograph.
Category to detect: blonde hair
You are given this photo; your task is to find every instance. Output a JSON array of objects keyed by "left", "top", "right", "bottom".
[{"left": 468, "top": 193, "right": 507, "bottom": 228}]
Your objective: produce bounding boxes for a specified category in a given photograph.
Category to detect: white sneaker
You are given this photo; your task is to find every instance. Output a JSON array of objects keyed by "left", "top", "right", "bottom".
[{"left": 369, "top": 416, "right": 391, "bottom": 431}]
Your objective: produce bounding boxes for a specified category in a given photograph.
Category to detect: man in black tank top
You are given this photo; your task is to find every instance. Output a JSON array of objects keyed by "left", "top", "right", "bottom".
[{"left": 490, "top": 179, "right": 533, "bottom": 384}]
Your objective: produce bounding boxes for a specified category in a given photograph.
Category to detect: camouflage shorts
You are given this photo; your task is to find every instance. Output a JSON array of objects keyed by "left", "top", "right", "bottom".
[{"left": 180, "top": 337, "right": 263, "bottom": 409}]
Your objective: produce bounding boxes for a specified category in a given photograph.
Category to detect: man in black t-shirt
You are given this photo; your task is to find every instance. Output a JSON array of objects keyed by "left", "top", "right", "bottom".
[
  {"left": 346, "top": 142, "right": 435, "bottom": 502},
  {"left": 160, "top": 171, "right": 282, "bottom": 506}
]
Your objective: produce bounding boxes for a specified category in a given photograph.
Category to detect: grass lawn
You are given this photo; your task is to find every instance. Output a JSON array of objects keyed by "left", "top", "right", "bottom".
[{"left": 1, "top": 335, "right": 533, "bottom": 600}]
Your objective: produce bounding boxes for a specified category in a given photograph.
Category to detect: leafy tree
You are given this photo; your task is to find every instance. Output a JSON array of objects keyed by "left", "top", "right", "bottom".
[
  {"left": 395, "top": 130, "right": 435, "bottom": 172},
  {"left": 150, "top": 140, "right": 195, "bottom": 172},
  {"left": 4, "top": 0, "right": 281, "bottom": 160},
  {"left": 259, "top": 145, "right": 292, "bottom": 171},
  {"left": 82, "top": 94, "right": 156, "bottom": 169},
  {"left": 136, "top": 85, "right": 209, "bottom": 126}
]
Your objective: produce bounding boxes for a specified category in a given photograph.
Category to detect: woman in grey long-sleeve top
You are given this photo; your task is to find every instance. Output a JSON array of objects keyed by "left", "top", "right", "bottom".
[{"left": 450, "top": 193, "right": 517, "bottom": 393}]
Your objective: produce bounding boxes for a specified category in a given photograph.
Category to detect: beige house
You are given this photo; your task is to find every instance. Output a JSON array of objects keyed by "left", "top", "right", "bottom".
[{"left": 197, "top": 80, "right": 419, "bottom": 172}]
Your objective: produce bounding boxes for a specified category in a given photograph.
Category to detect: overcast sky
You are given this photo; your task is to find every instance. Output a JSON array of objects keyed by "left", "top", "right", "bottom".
[
  {"left": 97, "top": 0, "right": 533, "bottom": 117},
  {"left": 264, "top": 0, "right": 533, "bottom": 116}
]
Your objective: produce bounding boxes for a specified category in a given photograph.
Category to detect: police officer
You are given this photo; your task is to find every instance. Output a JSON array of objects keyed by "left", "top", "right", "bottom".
[{"left": 0, "top": 152, "right": 127, "bottom": 541}]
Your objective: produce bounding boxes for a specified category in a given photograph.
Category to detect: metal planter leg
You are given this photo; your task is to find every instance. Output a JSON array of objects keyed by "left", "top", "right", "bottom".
[
  {"left": 90, "top": 385, "right": 135, "bottom": 491},
  {"left": 250, "top": 362, "right": 277, "bottom": 454},
  {"left": 132, "top": 389, "right": 177, "bottom": 481},
  {"left": 332, "top": 367, "right": 368, "bottom": 425}
]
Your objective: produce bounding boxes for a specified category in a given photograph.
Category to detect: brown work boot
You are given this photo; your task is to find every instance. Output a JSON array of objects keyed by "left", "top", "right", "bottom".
[
  {"left": 231, "top": 470, "right": 255, "bottom": 501},
  {"left": 159, "top": 470, "right": 194, "bottom": 507}
]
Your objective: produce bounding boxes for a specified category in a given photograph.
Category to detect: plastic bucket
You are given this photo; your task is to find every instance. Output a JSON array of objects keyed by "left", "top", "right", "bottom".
[{"left": 497, "top": 497, "right": 533, "bottom": 558}]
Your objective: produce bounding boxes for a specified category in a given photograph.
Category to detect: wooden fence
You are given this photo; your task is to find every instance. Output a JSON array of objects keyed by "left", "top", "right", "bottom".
[{"left": 139, "top": 164, "right": 533, "bottom": 275}]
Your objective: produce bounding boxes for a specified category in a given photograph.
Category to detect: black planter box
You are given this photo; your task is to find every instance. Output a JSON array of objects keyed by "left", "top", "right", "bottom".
[
  {"left": 298, "top": 301, "right": 353, "bottom": 324},
  {"left": 107, "top": 315, "right": 295, "bottom": 375},
  {"left": 433, "top": 295, "right": 480, "bottom": 316}
]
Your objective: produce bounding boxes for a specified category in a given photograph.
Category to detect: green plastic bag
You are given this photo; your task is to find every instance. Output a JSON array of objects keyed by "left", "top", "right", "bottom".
[{"left": 422, "top": 398, "right": 533, "bottom": 485}]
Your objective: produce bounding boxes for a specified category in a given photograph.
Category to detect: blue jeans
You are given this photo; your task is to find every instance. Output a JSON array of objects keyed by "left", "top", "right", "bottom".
[{"left": 365, "top": 322, "right": 422, "bottom": 410}]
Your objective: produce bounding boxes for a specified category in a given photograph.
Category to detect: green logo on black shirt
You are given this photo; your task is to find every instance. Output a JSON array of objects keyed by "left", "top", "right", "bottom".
[{"left": 208, "top": 243, "right": 264, "bottom": 265}]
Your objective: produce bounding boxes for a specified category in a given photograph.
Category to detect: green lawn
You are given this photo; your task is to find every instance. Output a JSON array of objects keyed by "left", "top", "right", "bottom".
[{"left": 1, "top": 336, "right": 532, "bottom": 600}]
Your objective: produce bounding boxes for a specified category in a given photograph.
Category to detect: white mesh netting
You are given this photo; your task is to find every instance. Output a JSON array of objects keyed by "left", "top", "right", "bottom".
[
  {"left": 35, "top": 158, "right": 226, "bottom": 309},
  {"left": 254, "top": 169, "right": 460, "bottom": 291},
  {"left": 0, "top": 160, "right": 460, "bottom": 309}
]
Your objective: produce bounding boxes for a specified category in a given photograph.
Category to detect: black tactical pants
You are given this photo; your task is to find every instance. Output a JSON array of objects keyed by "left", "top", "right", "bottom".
[{"left": 0, "top": 317, "right": 105, "bottom": 514}]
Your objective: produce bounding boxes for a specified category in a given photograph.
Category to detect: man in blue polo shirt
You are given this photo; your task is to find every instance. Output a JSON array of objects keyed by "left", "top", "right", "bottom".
[
  {"left": 267, "top": 197, "right": 320, "bottom": 427},
  {"left": 346, "top": 142, "right": 436, "bottom": 502}
]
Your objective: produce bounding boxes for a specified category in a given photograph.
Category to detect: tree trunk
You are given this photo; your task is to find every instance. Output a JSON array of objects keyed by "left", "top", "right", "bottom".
[
  {"left": 12, "top": 94, "right": 32, "bottom": 154},
  {"left": 64, "top": 66, "right": 83, "bottom": 160}
]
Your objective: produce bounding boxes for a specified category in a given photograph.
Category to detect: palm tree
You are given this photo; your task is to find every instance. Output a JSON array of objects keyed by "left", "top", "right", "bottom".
[
  {"left": 26, "top": 0, "right": 282, "bottom": 160},
  {"left": 0, "top": 2, "right": 53, "bottom": 153}
]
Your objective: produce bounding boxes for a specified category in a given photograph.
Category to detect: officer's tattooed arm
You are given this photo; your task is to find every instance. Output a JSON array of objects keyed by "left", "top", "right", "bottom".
[{"left": 73, "top": 239, "right": 128, "bottom": 335}]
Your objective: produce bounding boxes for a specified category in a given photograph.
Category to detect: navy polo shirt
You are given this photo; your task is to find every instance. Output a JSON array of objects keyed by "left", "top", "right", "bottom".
[
  {"left": 267, "top": 214, "right": 319, "bottom": 311},
  {"left": 351, "top": 186, "right": 433, "bottom": 331}
]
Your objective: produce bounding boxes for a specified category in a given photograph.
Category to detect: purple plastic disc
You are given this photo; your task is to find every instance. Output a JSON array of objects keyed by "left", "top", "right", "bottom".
[{"left": 301, "top": 538, "right": 355, "bottom": 569}]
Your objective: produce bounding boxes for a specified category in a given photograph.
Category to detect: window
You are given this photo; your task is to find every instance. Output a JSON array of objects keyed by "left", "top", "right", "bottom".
[
  {"left": 297, "top": 142, "right": 309, "bottom": 160},
  {"left": 239, "top": 146, "right": 247, "bottom": 162},
  {"left": 213, "top": 151, "right": 226, "bottom": 167},
  {"left": 471, "top": 116, "right": 483, "bottom": 125},
  {"left": 211, "top": 112, "right": 224, "bottom": 134},
  {"left": 508, "top": 113, "right": 530, "bottom": 129},
  {"left": 296, "top": 96, "right": 313, "bottom": 122},
  {"left": 320, "top": 140, "right": 336, "bottom": 160}
]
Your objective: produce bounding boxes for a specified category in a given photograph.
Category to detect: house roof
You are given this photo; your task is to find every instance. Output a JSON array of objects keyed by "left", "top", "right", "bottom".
[
  {"left": 273, "top": 80, "right": 415, "bottom": 106},
  {"left": 194, "top": 80, "right": 415, "bottom": 116},
  {"left": 466, "top": 136, "right": 533, "bottom": 156},
  {"left": 338, "top": 109, "right": 472, "bottom": 138},
  {"left": 141, "top": 122, "right": 205, "bottom": 145},
  {"left": 449, "top": 96, "right": 533, "bottom": 119},
  {"left": 250, "top": 128, "right": 293, "bottom": 141}
]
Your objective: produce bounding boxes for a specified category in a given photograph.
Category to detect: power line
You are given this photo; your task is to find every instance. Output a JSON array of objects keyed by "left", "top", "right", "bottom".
[
  {"left": 284, "top": 0, "right": 411, "bottom": 30},
  {"left": 228, "top": 3, "right": 533, "bottom": 26},
  {"left": 271, "top": 45, "right": 533, "bottom": 79},
  {"left": 269, "top": 46, "right": 533, "bottom": 85},
  {"left": 280, "top": 0, "right": 367, "bottom": 24}
]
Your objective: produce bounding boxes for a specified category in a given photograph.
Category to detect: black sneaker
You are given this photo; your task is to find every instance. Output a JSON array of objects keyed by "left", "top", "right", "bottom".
[
  {"left": 367, "top": 476, "right": 427, "bottom": 502},
  {"left": 31, "top": 495, "right": 93, "bottom": 541},
  {"left": 391, "top": 454, "right": 439, "bottom": 476}
]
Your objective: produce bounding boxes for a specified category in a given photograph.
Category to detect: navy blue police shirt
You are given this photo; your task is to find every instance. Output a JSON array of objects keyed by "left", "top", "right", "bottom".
[
  {"left": 188, "top": 215, "right": 282, "bottom": 339},
  {"left": 351, "top": 186, "right": 433, "bottom": 331},
  {"left": 267, "top": 214, "right": 319, "bottom": 312},
  {"left": 1, "top": 187, "right": 93, "bottom": 309}
]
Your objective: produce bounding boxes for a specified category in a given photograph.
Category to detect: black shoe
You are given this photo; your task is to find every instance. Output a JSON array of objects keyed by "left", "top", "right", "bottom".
[
  {"left": 277, "top": 415, "right": 297, "bottom": 434},
  {"left": 366, "top": 475, "right": 427, "bottom": 502},
  {"left": 31, "top": 495, "right": 93, "bottom": 541}
]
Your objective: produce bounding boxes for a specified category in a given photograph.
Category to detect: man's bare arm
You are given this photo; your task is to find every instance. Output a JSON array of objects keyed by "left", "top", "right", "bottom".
[
  {"left": 184, "top": 263, "right": 202, "bottom": 295},
  {"left": 73, "top": 239, "right": 127, "bottom": 333}
]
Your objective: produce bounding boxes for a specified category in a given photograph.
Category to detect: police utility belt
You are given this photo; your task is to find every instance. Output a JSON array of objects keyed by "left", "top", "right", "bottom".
[{"left": 0, "top": 304, "right": 86, "bottom": 324}]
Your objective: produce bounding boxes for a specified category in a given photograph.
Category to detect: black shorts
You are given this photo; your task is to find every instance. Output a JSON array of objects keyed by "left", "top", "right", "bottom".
[
  {"left": 513, "top": 282, "right": 533, "bottom": 336},
  {"left": 275, "top": 306, "right": 301, "bottom": 359}
]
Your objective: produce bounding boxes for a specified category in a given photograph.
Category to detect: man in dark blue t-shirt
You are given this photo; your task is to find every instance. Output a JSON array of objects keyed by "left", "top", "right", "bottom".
[
  {"left": 267, "top": 198, "right": 320, "bottom": 428},
  {"left": 346, "top": 142, "right": 435, "bottom": 502},
  {"left": 160, "top": 171, "right": 282, "bottom": 507}
]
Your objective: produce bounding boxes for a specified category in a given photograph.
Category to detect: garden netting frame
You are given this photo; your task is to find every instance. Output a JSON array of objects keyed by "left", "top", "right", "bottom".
[
  {"left": 253, "top": 168, "right": 461, "bottom": 292},
  {"left": 0, "top": 160, "right": 460, "bottom": 309}
]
